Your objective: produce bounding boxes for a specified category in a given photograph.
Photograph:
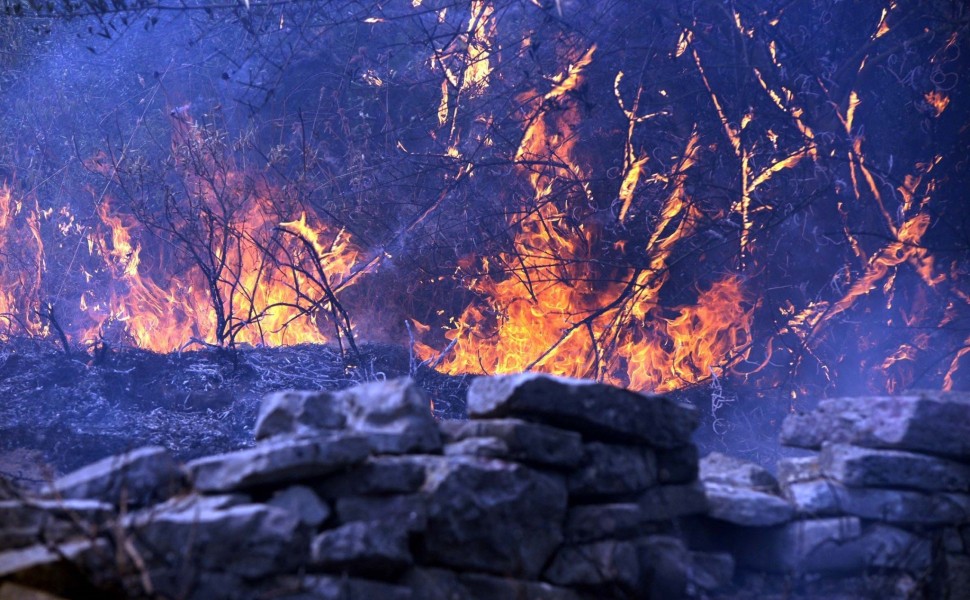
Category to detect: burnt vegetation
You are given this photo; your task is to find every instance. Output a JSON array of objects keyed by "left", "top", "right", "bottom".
[{"left": 0, "top": 1, "right": 967, "bottom": 426}]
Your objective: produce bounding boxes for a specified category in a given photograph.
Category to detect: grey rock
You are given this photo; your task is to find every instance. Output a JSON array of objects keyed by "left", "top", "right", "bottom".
[
  {"left": 700, "top": 452, "right": 779, "bottom": 491},
  {"left": 334, "top": 494, "right": 427, "bottom": 532},
  {"left": 255, "top": 378, "right": 441, "bottom": 453},
  {"left": 255, "top": 390, "right": 347, "bottom": 440},
  {"left": 637, "top": 535, "right": 690, "bottom": 599},
  {"left": 0, "top": 499, "right": 113, "bottom": 551},
  {"left": 0, "top": 539, "right": 109, "bottom": 597},
  {"left": 271, "top": 574, "right": 412, "bottom": 600},
  {"left": 567, "top": 442, "right": 657, "bottom": 499},
  {"left": 687, "top": 551, "right": 734, "bottom": 593},
  {"left": 127, "top": 496, "right": 309, "bottom": 580},
  {"left": 656, "top": 444, "right": 699, "bottom": 484},
  {"left": 187, "top": 433, "right": 370, "bottom": 493},
  {"left": 785, "top": 478, "right": 970, "bottom": 524},
  {"left": 780, "top": 391, "right": 970, "bottom": 458},
  {"left": 41, "top": 446, "right": 183, "bottom": 508},
  {"left": 268, "top": 485, "right": 331, "bottom": 527},
  {"left": 943, "top": 528, "right": 964, "bottom": 553},
  {"left": 638, "top": 482, "right": 708, "bottom": 521},
  {"left": 439, "top": 418, "right": 583, "bottom": 469},
  {"left": 702, "top": 482, "right": 794, "bottom": 526},
  {"left": 421, "top": 455, "right": 567, "bottom": 578},
  {"left": 544, "top": 540, "right": 640, "bottom": 591},
  {"left": 315, "top": 455, "right": 427, "bottom": 497},
  {"left": 819, "top": 443, "right": 970, "bottom": 492},
  {"left": 783, "top": 479, "right": 841, "bottom": 517},
  {"left": 466, "top": 373, "right": 698, "bottom": 448},
  {"left": 406, "top": 568, "right": 580, "bottom": 600},
  {"left": 730, "top": 517, "right": 932, "bottom": 574},
  {"left": 564, "top": 503, "right": 672, "bottom": 543},
  {"left": 310, "top": 520, "right": 412, "bottom": 576},
  {"left": 776, "top": 455, "right": 819, "bottom": 486},
  {"left": 945, "top": 554, "right": 970, "bottom": 600}
]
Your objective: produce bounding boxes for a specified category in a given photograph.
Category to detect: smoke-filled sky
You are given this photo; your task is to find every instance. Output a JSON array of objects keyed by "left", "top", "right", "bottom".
[{"left": 0, "top": 0, "right": 967, "bottom": 399}]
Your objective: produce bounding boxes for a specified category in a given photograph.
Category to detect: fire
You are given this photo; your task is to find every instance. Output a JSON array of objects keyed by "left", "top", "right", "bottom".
[
  {"left": 76, "top": 112, "right": 365, "bottom": 352},
  {"left": 0, "top": 184, "right": 46, "bottom": 339},
  {"left": 422, "top": 46, "right": 756, "bottom": 391}
]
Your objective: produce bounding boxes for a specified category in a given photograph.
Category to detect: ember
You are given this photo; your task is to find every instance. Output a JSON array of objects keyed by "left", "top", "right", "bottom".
[{"left": 0, "top": 0, "right": 967, "bottom": 400}]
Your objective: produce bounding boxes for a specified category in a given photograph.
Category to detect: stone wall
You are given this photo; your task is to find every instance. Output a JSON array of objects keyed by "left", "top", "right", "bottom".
[{"left": 0, "top": 375, "right": 967, "bottom": 599}]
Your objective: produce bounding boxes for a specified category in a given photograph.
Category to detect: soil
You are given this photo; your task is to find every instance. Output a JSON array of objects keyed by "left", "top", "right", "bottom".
[
  {"left": 0, "top": 342, "right": 469, "bottom": 488},
  {"left": 0, "top": 341, "right": 797, "bottom": 491}
]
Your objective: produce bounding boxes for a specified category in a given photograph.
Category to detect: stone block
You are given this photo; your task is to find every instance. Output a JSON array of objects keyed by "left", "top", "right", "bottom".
[
  {"left": 785, "top": 479, "right": 970, "bottom": 524},
  {"left": 420, "top": 455, "right": 566, "bottom": 578},
  {"left": 439, "top": 418, "right": 583, "bottom": 469},
  {"left": 187, "top": 433, "right": 370, "bottom": 493},
  {"left": 780, "top": 391, "right": 970, "bottom": 459},
  {"left": 315, "top": 455, "right": 427, "bottom": 497},
  {"left": 567, "top": 442, "right": 657, "bottom": 500},
  {"left": 255, "top": 378, "right": 441, "bottom": 454},
  {"left": 0, "top": 499, "right": 113, "bottom": 551},
  {"left": 126, "top": 497, "right": 309, "bottom": 580},
  {"left": 334, "top": 494, "right": 427, "bottom": 532},
  {"left": 700, "top": 452, "right": 779, "bottom": 491},
  {"left": 687, "top": 551, "right": 734, "bottom": 593},
  {"left": 776, "top": 455, "right": 819, "bottom": 486},
  {"left": 310, "top": 520, "right": 412, "bottom": 576},
  {"left": 467, "top": 373, "right": 698, "bottom": 448},
  {"left": 702, "top": 482, "right": 793, "bottom": 526},
  {"left": 543, "top": 540, "right": 640, "bottom": 592},
  {"left": 268, "top": 485, "right": 331, "bottom": 527},
  {"left": 41, "top": 446, "right": 184, "bottom": 508},
  {"left": 819, "top": 443, "right": 970, "bottom": 492}
]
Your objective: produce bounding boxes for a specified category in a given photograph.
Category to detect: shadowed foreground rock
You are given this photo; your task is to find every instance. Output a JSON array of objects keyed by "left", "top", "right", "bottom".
[{"left": 1, "top": 379, "right": 967, "bottom": 599}]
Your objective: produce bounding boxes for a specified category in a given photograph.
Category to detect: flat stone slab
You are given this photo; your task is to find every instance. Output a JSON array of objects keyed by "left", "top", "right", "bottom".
[
  {"left": 780, "top": 391, "right": 970, "bottom": 459},
  {"left": 466, "top": 373, "right": 698, "bottom": 448},
  {"left": 700, "top": 452, "right": 779, "bottom": 491},
  {"left": 310, "top": 520, "right": 412, "bottom": 576},
  {"left": 439, "top": 418, "right": 583, "bottom": 469},
  {"left": 784, "top": 478, "right": 970, "bottom": 524},
  {"left": 41, "top": 446, "right": 184, "bottom": 508},
  {"left": 127, "top": 497, "right": 308, "bottom": 580},
  {"left": 776, "top": 455, "right": 819, "bottom": 486},
  {"left": 702, "top": 482, "right": 794, "bottom": 527},
  {"left": 315, "top": 455, "right": 428, "bottom": 497},
  {"left": 567, "top": 442, "right": 657, "bottom": 499},
  {"left": 0, "top": 538, "right": 108, "bottom": 596},
  {"left": 187, "top": 434, "right": 371, "bottom": 493},
  {"left": 268, "top": 485, "right": 331, "bottom": 527},
  {"left": 0, "top": 499, "right": 113, "bottom": 551},
  {"left": 819, "top": 443, "right": 970, "bottom": 492},
  {"left": 255, "top": 378, "right": 441, "bottom": 454}
]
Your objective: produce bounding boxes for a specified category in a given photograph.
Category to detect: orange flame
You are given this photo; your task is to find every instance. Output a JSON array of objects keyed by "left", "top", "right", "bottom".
[
  {"left": 0, "top": 184, "right": 46, "bottom": 339},
  {"left": 421, "top": 46, "right": 756, "bottom": 391}
]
